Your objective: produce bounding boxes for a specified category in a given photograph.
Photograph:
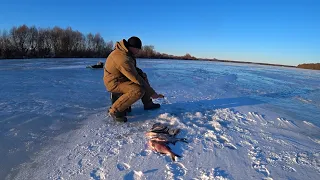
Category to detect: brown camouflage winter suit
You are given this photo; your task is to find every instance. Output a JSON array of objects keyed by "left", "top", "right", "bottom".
[{"left": 103, "top": 39, "right": 156, "bottom": 113}]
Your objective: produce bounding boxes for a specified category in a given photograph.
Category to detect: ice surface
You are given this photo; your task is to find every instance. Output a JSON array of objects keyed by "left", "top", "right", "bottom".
[{"left": 1, "top": 58, "right": 319, "bottom": 179}]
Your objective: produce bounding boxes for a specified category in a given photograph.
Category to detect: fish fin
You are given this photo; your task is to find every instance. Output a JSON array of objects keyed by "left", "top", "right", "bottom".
[
  {"left": 168, "top": 128, "right": 180, "bottom": 136},
  {"left": 174, "top": 153, "right": 182, "bottom": 158},
  {"left": 170, "top": 153, "right": 176, "bottom": 161},
  {"left": 150, "top": 123, "right": 170, "bottom": 133},
  {"left": 182, "top": 138, "right": 188, "bottom": 143},
  {"left": 171, "top": 152, "right": 182, "bottom": 161}
]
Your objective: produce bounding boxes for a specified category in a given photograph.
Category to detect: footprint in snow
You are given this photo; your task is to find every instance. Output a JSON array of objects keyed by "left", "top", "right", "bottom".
[
  {"left": 247, "top": 112, "right": 268, "bottom": 126},
  {"left": 282, "top": 165, "right": 296, "bottom": 172},
  {"left": 90, "top": 167, "right": 106, "bottom": 180},
  {"left": 248, "top": 146, "right": 271, "bottom": 178},
  {"left": 117, "top": 162, "right": 130, "bottom": 171},
  {"left": 202, "top": 132, "right": 237, "bottom": 150},
  {"left": 194, "top": 167, "right": 233, "bottom": 180},
  {"left": 217, "top": 134, "right": 230, "bottom": 143},
  {"left": 98, "top": 156, "right": 105, "bottom": 166},
  {"left": 78, "top": 159, "right": 92, "bottom": 172},
  {"left": 108, "top": 147, "right": 120, "bottom": 155},
  {"left": 124, "top": 170, "right": 145, "bottom": 180},
  {"left": 213, "top": 167, "right": 234, "bottom": 180},
  {"left": 217, "top": 135, "right": 237, "bottom": 150},
  {"left": 224, "top": 142, "right": 237, "bottom": 150},
  {"left": 140, "top": 149, "right": 152, "bottom": 156},
  {"left": 165, "top": 162, "right": 187, "bottom": 179},
  {"left": 252, "top": 162, "right": 270, "bottom": 177}
]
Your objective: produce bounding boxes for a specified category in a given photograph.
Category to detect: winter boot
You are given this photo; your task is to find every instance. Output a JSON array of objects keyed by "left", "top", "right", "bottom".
[
  {"left": 108, "top": 108, "right": 127, "bottom": 122},
  {"left": 144, "top": 102, "right": 161, "bottom": 110},
  {"left": 126, "top": 106, "right": 132, "bottom": 113}
]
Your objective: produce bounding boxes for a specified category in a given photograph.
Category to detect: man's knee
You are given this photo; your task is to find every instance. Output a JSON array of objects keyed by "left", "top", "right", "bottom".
[{"left": 131, "top": 85, "right": 146, "bottom": 99}]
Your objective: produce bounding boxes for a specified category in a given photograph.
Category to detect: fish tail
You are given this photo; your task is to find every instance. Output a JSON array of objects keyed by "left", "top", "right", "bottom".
[
  {"left": 170, "top": 152, "right": 181, "bottom": 161},
  {"left": 174, "top": 153, "right": 182, "bottom": 158},
  {"left": 170, "top": 153, "right": 176, "bottom": 161},
  {"left": 173, "top": 141, "right": 176, "bottom": 145},
  {"left": 180, "top": 138, "right": 188, "bottom": 143}
]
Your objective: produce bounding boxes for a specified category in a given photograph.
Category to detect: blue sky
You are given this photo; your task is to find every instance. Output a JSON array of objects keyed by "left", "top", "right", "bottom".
[{"left": 0, "top": 0, "right": 319, "bottom": 65}]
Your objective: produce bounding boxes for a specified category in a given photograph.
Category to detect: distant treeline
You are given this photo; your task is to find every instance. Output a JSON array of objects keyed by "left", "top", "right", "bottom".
[
  {"left": 136, "top": 46, "right": 197, "bottom": 60},
  {"left": 0, "top": 25, "right": 113, "bottom": 58},
  {"left": 297, "top": 63, "right": 320, "bottom": 70},
  {"left": 0, "top": 25, "right": 197, "bottom": 60}
]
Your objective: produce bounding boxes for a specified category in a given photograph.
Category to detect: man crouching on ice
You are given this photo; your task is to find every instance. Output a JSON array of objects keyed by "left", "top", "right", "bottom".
[{"left": 103, "top": 36, "right": 164, "bottom": 122}]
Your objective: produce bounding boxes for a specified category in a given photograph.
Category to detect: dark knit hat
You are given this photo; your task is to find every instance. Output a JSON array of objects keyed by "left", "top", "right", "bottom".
[{"left": 127, "top": 36, "right": 142, "bottom": 49}]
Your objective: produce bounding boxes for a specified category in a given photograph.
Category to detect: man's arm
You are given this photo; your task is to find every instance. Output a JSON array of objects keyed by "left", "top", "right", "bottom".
[
  {"left": 135, "top": 67, "right": 157, "bottom": 95},
  {"left": 114, "top": 57, "right": 146, "bottom": 86},
  {"left": 136, "top": 67, "right": 147, "bottom": 78}
]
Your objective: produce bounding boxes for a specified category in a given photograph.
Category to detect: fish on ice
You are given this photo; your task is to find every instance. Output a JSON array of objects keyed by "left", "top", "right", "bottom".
[{"left": 148, "top": 140, "right": 182, "bottom": 161}]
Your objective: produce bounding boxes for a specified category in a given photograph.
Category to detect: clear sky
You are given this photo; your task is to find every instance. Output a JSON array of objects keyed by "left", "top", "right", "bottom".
[{"left": 0, "top": 0, "right": 319, "bottom": 65}]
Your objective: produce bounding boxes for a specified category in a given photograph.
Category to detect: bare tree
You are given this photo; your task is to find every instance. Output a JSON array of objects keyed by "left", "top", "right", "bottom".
[
  {"left": 10, "top": 25, "right": 31, "bottom": 57},
  {"left": 27, "top": 26, "right": 38, "bottom": 57},
  {"left": 38, "top": 28, "right": 53, "bottom": 57},
  {"left": 93, "top": 33, "right": 106, "bottom": 57},
  {"left": 105, "top": 41, "right": 114, "bottom": 56},
  {"left": 0, "top": 30, "right": 3, "bottom": 58},
  {"left": 0, "top": 30, "right": 13, "bottom": 58}
]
